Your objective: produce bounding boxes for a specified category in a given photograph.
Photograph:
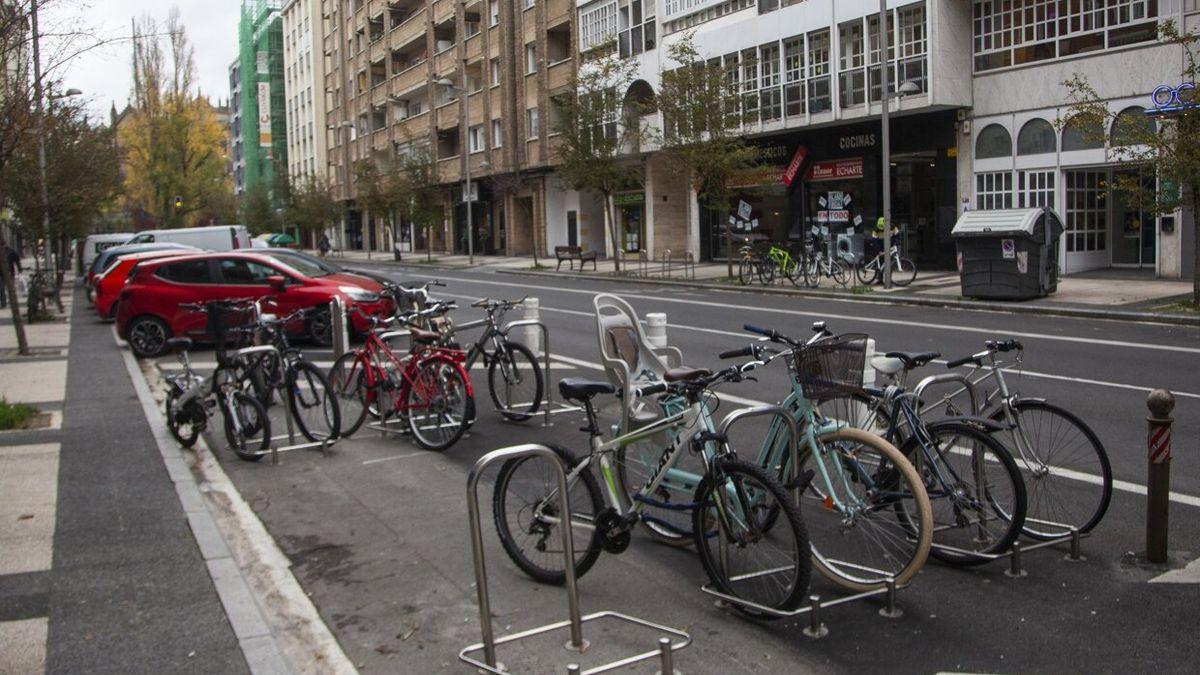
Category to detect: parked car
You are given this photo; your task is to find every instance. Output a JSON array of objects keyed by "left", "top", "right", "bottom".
[
  {"left": 124, "top": 225, "right": 251, "bottom": 251},
  {"left": 252, "top": 247, "right": 397, "bottom": 288},
  {"left": 87, "top": 242, "right": 201, "bottom": 288},
  {"left": 92, "top": 249, "right": 196, "bottom": 320},
  {"left": 80, "top": 233, "right": 135, "bottom": 272},
  {"left": 115, "top": 252, "right": 394, "bottom": 357}
]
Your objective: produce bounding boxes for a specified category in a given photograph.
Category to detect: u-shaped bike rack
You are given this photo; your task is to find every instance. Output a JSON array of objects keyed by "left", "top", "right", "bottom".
[
  {"left": 229, "top": 344, "right": 335, "bottom": 465},
  {"left": 460, "top": 443, "right": 692, "bottom": 674},
  {"left": 500, "top": 319, "right": 583, "bottom": 428}
]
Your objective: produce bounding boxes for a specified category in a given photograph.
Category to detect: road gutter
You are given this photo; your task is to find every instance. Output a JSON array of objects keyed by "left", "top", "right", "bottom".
[{"left": 116, "top": 335, "right": 356, "bottom": 674}]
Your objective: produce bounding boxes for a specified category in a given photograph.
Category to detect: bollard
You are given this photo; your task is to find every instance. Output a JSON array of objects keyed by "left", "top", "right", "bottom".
[
  {"left": 1146, "top": 389, "right": 1176, "bottom": 564},
  {"left": 1005, "top": 541, "right": 1026, "bottom": 578},
  {"left": 655, "top": 636, "right": 678, "bottom": 675},
  {"left": 645, "top": 312, "right": 668, "bottom": 348},
  {"left": 330, "top": 296, "right": 349, "bottom": 359},
  {"left": 863, "top": 338, "right": 877, "bottom": 388},
  {"left": 879, "top": 578, "right": 903, "bottom": 619},
  {"left": 1066, "top": 527, "right": 1084, "bottom": 562},
  {"left": 567, "top": 664, "right": 580, "bottom": 675},
  {"left": 522, "top": 297, "right": 541, "bottom": 354},
  {"left": 802, "top": 595, "right": 828, "bottom": 639}
]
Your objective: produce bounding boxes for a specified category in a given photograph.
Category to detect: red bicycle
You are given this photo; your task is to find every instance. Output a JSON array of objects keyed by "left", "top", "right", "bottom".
[{"left": 328, "top": 302, "right": 473, "bottom": 450}]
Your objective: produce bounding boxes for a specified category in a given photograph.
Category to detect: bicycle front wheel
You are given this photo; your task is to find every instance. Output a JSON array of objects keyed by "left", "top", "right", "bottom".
[
  {"left": 829, "top": 260, "right": 850, "bottom": 286},
  {"left": 855, "top": 260, "right": 880, "bottom": 286},
  {"left": 488, "top": 342, "right": 543, "bottom": 421},
  {"left": 783, "top": 258, "right": 804, "bottom": 286},
  {"left": 891, "top": 257, "right": 918, "bottom": 287},
  {"left": 803, "top": 256, "right": 821, "bottom": 288},
  {"left": 407, "top": 358, "right": 470, "bottom": 451},
  {"left": 693, "top": 458, "right": 810, "bottom": 619},
  {"left": 999, "top": 400, "right": 1112, "bottom": 539},
  {"left": 738, "top": 259, "right": 754, "bottom": 285},
  {"left": 758, "top": 259, "right": 776, "bottom": 285},
  {"left": 328, "top": 352, "right": 369, "bottom": 437},
  {"left": 288, "top": 360, "right": 341, "bottom": 442},
  {"left": 800, "top": 427, "right": 932, "bottom": 591},
  {"left": 223, "top": 391, "right": 270, "bottom": 462}
]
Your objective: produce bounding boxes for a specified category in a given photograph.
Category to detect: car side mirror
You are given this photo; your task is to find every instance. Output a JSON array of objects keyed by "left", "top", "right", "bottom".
[{"left": 267, "top": 275, "right": 288, "bottom": 291}]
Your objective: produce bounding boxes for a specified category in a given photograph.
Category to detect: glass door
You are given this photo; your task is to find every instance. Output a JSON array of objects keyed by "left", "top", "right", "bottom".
[
  {"left": 618, "top": 202, "right": 644, "bottom": 252},
  {"left": 1110, "top": 169, "right": 1156, "bottom": 267}
]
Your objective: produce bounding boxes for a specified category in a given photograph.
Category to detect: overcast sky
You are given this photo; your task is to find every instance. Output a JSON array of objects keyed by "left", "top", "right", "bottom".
[{"left": 47, "top": 0, "right": 241, "bottom": 119}]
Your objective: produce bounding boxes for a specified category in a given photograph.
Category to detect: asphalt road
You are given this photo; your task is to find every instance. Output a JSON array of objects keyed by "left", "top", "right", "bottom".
[{"left": 148, "top": 264, "right": 1200, "bottom": 674}]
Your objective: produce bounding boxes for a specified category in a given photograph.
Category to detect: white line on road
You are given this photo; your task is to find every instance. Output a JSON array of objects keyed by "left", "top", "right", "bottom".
[
  {"left": 436, "top": 275, "right": 1200, "bottom": 355},
  {"left": 361, "top": 451, "right": 431, "bottom": 466}
]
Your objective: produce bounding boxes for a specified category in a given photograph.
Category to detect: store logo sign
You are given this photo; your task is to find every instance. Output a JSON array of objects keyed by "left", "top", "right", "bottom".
[
  {"left": 1151, "top": 83, "right": 1197, "bottom": 114},
  {"left": 781, "top": 145, "right": 808, "bottom": 186},
  {"left": 839, "top": 133, "right": 876, "bottom": 149},
  {"left": 806, "top": 158, "right": 864, "bottom": 182}
]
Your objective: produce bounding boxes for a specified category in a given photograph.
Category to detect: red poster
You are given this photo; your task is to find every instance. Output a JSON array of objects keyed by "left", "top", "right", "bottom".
[
  {"left": 806, "top": 157, "right": 864, "bottom": 182},
  {"left": 781, "top": 145, "right": 808, "bottom": 186}
]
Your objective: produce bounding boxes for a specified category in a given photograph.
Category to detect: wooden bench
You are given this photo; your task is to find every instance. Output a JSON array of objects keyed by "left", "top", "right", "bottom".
[{"left": 554, "top": 245, "right": 598, "bottom": 271}]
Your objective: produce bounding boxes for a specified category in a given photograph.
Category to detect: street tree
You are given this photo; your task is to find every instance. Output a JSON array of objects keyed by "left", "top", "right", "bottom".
[
  {"left": 355, "top": 158, "right": 410, "bottom": 259},
  {"left": 656, "top": 34, "right": 759, "bottom": 278},
  {"left": 239, "top": 181, "right": 277, "bottom": 235},
  {"left": 552, "top": 42, "right": 641, "bottom": 271},
  {"left": 285, "top": 173, "right": 342, "bottom": 246},
  {"left": 1063, "top": 20, "right": 1200, "bottom": 303},
  {"left": 396, "top": 148, "right": 442, "bottom": 262}
]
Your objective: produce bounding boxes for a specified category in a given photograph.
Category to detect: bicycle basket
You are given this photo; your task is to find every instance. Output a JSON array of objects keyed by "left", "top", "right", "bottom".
[
  {"left": 206, "top": 302, "right": 256, "bottom": 364},
  {"left": 792, "top": 333, "right": 868, "bottom": 402}
]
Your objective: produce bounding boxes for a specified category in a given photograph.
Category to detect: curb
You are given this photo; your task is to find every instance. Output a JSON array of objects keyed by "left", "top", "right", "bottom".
[{"left": 493, "top": 268, "right": 1200, "bottom": 327}]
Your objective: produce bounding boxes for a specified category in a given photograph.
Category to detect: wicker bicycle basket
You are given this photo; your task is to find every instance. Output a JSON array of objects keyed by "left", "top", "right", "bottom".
[{"left": 792, "top": 333, "right": 868, "bottom": 402}]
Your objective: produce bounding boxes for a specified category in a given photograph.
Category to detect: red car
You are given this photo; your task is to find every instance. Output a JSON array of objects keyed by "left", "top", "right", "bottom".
[
  {"left": 93, "top": 249, "right": 196, "bottom": 320},
  {"left": 116, "top": 252, "right": 394, "bottom": 357}
]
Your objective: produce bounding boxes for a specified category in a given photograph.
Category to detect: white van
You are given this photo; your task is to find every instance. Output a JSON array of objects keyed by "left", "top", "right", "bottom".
[
  {"left": 81, "top": 233, "right": 135, "bottom": 271},
  {"left": 125, "top": 225, "right": 251, "bottom": 252}
]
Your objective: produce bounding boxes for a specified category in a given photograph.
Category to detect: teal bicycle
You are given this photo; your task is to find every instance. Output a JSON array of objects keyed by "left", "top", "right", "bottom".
[{"left": 492, "top": 361, "right": 811, "bottom": 619}]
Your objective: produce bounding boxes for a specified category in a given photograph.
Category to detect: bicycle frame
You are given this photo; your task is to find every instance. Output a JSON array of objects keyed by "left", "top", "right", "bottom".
[{"left": 348, "top": 330, "right": 472, "bottom": 418}]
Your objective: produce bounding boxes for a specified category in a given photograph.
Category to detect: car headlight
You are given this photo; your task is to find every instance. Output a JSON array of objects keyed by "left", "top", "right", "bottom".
[{"left": 339, "top": 286, "right": 380, "bottom": 303}]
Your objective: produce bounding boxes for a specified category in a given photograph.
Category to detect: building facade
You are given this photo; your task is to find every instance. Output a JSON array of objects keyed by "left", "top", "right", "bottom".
[
  {"left": 234, "top": 0, "right": 288, "bottom": 202},
  {"left": 283, "top": 0, "right": 329, "bottom": 181},
  {"left": 229, "top": 57, "right": 246, "bottom": 195}
]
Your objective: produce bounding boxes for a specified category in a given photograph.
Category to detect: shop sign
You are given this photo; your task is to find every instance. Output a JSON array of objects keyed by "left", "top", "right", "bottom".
[
  {"left": 838, "top": 133, "right": 876, "bottom": 149},
  {"left": 737, "top": 200, "right": 753, "bottom": 220},
  {"left": 816, "top": 210, "right": 849, "bottom": 224},
  {"left": 1151, "top": 83, "right": 1197, "bottom": 115},
  {"left": 613, "top": 193, "right": 644, "bottom": 206},
  {"left": 781, "top": 145, "right": 808, "bottom": 186},
  {"left": 807, "top": 158, "right": 863, "bottom": 182}
]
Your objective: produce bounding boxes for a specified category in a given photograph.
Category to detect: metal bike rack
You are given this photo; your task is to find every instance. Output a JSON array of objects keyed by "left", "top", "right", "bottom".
[
  {"left": 912, "top": 372, "right": 980, "bottom": 417},
  {"left": 460, "top": 444, "right": 692, "bottom": 674},
  {"left": 501, "top": 319, "right": 582, "bottom": 428},
  {"left": 362, "top": 329, "right": 418, "bottom": 438},
  {"left": 698, "top": 405, "right": 905, "bottom": 637},
  {"left": 230, "top": 344, "right": 336, "bottom": 465}
]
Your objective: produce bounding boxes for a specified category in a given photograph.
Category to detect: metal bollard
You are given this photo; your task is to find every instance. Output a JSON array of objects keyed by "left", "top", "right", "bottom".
[
  {"left": 1146, "top": 389, "right": 1175, "bottom": 564},
  {"left": 330, "top": 296, "right": 349, "bottom": 359},
  {"left": 645, "top": 312, "right": 668, "bottom": 348},
  {"left": 802, "top": 595, "right": 828, "bottom": 639},
  {"left": 863, "top": 338, "right": 877, "bottom": 389},
  {"left": 522, "top": 297, "right": 541, "bottom": 354},
  {"left": 879, "top": 578, "right": 903, "bottom": 619},
  {"left": 567, "top": 664, "right": 580, "bottom": 674},
  {"left": 1005, "top": 541, "right": 1026, "bottom": 578},
  {"left": 655, "top": 636, "right": 678, "bottom": 675},
  {"left": 1066, "top": 527, "right": 1085, "bottom": 562}
]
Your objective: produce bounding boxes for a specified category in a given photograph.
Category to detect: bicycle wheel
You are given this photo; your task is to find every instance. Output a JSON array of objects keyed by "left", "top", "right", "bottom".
[
  {"left": 288, "top": 360, "right": 341, "bottom": 442},
  {"left": 493, "top": 444, "right": 604, "bottom": 584},
  {"left": 803, "top": 256, "right": 821, "bottom": 288},
  {"left": 222, "top": 391, "right": 270, "bottom": 462},
  {"left": 693, "top": 458, "right": 810, "bottom": 618},
  {"left": 328, "top": 352, "right": 369, "bottom": 436},
  {"left": 855, "top": 259, "right": 880, "bottom": 286},
  {"left": 783, "top": 258, "right": 804, "bottom": 287},
  {"left": 758, "top": 258, "right": 776, "bottom": 285},
  {"left": 891, "top": 257, "right": 918, "bottom": 287},
  {"left": 738, "top": 259, "right": 753, "bottom": 285},
  {"left": 997, "top": 400, "right": 1112, "bottom": 540},
  {"left": 488, "top": 342, "right": 544, "bottom": 421},
  {"left": 902, "top": 421, "right": 1026, "bottom": 566},
  {"left": 829, "top": 259, "right": 850, "bottom": 286},
  {"left": 796, "top": 427, "right": 932, "bottom": 591},
  {"left": 407, "top": 357, "right": 470, "bottom": 451},
  {"left": 165, "top": 388, "right": 201, "bottom": 448}
]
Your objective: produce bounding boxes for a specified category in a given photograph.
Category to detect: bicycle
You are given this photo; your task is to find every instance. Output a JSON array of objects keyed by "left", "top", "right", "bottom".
[
  {"left": 736, "top": 245, "right": 775, "bottom": 286},
  {"left": 800, "top": 234, "right": 849, "bottom": 288},
  {"left": 327, "top": 301, "right": 473, "bottom": 450},
  {"left": 816, "top": 348, "right": 1027, "bottom": 566},
  {"left": 855, "top": 244, "right": 918, "bottom": 287},
  {"left": 765, "top": 244, "right": 804, "bottom": 286},
  {"left": 492, "top": 361, "right": 811, "bottom": 619},
  {"left": 162, "top": 301, "right": 272, "bottom": 461},
  {"left": 440, "top": 297, "right": 543, "bottom": 421},
  {"left": 936, "top": 340, "right": 1112, "bottom": 540}
]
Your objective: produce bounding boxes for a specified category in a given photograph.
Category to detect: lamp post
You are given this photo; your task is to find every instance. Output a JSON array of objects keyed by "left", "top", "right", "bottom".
[
  {"left": 878, "top": 0, "right": 921, "bottom": 288},
  {"left": 435, "top": 77, "right": 475, "bottom": 264}
]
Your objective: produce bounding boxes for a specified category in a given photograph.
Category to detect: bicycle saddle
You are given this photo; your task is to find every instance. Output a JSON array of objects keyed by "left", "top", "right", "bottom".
[
  {"left": 558, "top": 378, "right": 616, "bottom": 401},
  {"left": 166, "top": 337, "right": 193, "bottom": 352},
  {"left": 884, "top": 351, "right": 941, "bottom": 369},
  {"left": 663, "top": 367, "right": 713, "bottom": 383}
]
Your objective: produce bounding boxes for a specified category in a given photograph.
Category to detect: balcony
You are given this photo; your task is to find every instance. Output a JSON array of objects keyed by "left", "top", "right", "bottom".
[
  {"left": 437, "top": 157, "right": 461, "bottom": 183},
  {"left": 389, "top": 8, "right": 427, "bottom": 52},
  {"left": 386, "top": 0, "right": 422, "bottom": 31},
  {"left": 546, "top": 0, "right": 571, "bottom": 28},
  {"left": 547, "top": 59, "right": 572, "bottom": 93},
  {"left": 434, "top": 48, "right": 458, "bottom": 79},
  {"left": 394, "top": 108, "right": 431, "bottom": 140},
  {"left": 392, "top": 58, "right": 428, "bottom": 95}
]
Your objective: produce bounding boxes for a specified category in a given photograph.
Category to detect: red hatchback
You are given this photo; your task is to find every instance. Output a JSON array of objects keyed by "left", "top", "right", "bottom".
[
  {"left": 116, "top": 252, "right": 394, "bottom": 357},
  {"left": 93, "top": 249, "right": 196, "bottom": 320}
]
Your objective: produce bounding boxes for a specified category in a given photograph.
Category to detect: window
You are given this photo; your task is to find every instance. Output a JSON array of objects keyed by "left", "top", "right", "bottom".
[
  {"left": 523, "top": 0, "right": 534, "bottom": 9},
  {"left": 975, "top": 124, "right": 1012, "bottom": 159},
  {"left": 975, "top": 171, "right": 1013, "bottom": 210},
  {"left": 1111, "top": 106, "right": 1154, "bottom": 146},
  {"left": 156, "top": 260, "right": 213, "bottom": 284},
  {"left": 581, "top": 2, "right": 618, "bottom": 52},
  {"left": 218, "top": 259, "right": 279, "bottom": 284},
  {"left": 1017, "top": 118, "right": 1056, "bottom": 155},
  {"left": 1019, "top": 170, "right": 1056, "bottom": 209},
  {"left": 489, "top": 0, "right": 500, "bottom": 26},
  {"left": 1062, "top": 115, "right": 1105, "bottom": 151},
  {"left": 490, "top": 58, "right": 501, "bottom": 86},
  {"left": 527, "top": 107, "right": 539, "bottom": 138},
  {"left": 758, "top": 42, "right": 782, "bottom": 122},
  {"left": 807, "top": 29, "right": 831, "bottom": 114},
  {"left": 1064, "top": 170, "right": 1107, "bottom": 253},
  {"left": 896, "top": 4, "right": 928, "bottom": 93},
  {"left": 526, "top": 43, "right": 537, "bottom": 74},
  {"left": 783, "top": 37, "right": 803, "bottom": 117},
  {"left": 838, "top": 21, "right": 864, "bottom": 107},
  {"left": 618, "top": 0, "right": 655, "bottom": 58},
  {"left": 469, "top": 125, "right": 485, "bottom": 153},
  {"left": 492, "top": 119, "right": 502, "bottom": 148}
]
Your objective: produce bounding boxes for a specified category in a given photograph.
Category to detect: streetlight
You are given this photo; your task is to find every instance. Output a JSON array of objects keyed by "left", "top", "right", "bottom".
[
  {"left": 878, "top": 0, "right": 921, "bottom": 288},
  {"left": 434, "top": 76, "right": 476, "bottom": 264}
]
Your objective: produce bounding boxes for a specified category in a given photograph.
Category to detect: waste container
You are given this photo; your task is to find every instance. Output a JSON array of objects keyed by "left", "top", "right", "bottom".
[{"left": 951, "top": 207, "right": 1064, "bottom": 300}]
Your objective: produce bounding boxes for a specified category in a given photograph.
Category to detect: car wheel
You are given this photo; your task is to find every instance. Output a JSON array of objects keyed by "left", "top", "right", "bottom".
[
  {"left": 307, "top": 307, "right": 333, "bottom": 346},
  {"left": 128, "top": 316, "right": 171, "bottom": 358}
]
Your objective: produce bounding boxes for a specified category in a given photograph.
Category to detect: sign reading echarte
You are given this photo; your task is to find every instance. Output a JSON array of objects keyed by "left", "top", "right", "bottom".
[{"left": 806, "top": 158, "right": 864, "bottom": 182}]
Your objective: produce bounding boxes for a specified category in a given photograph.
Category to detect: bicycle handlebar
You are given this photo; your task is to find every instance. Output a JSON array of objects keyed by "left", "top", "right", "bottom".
[
  {"left": 719, "top": 345, "right": 755, "bottom": 360},
  {"left": 947, "top": 339, "right": 1024, "bottom": 369}
]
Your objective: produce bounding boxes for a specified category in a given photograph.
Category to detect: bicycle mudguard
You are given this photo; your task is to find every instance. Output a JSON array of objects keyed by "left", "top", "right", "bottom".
[
  {"left": 926, "top": 416, "right": 1007, "bottom": 433},
  {"left": 1007, "top": 395, "right": 1047, "bottom": 407}
]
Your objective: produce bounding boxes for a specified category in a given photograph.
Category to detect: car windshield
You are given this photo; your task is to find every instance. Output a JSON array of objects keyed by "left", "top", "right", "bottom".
[{"left": 262, "top": 252, "right": 330, "bottom": 278}]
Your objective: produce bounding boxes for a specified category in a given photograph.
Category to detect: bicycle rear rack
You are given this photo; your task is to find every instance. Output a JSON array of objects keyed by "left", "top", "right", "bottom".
[
  {"left": 460, "top": 444, "right": 691, "bottom": 674},
  {"left": 230, "top": 344, "right": 336, "bottom": 465}
]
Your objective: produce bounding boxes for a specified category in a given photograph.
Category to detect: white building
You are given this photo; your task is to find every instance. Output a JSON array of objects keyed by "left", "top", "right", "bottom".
[
  {"left": 281, "top": 0, "right": 328, "bottom": 180},
  {"left": 228, "top": 57, "right": 246, "bottom": 196}
]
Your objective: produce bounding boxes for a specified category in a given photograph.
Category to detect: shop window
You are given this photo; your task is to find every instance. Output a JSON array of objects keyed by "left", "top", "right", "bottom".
[
  {"left": 975, "top": 124, "right": 1012, "bottom": 159},
  {"left": 1111, "top": 106, "right": 1154, "bottom": 147},
  {"left": 975, "top": 171, "right": 1013, "bottom": 211},
  {"left": 1061, "top": 115, "right": 1105, "bottom": 151},
  {"left": 1017, "top": 118, "right": 1056, "bottom": 155}
]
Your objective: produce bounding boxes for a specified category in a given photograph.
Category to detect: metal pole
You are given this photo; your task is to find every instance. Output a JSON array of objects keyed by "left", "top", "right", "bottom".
[
  {"left": 464, "top": 80, "right": 474, "bottom": 266},
  {"left": 1005, "top": 541, "right": 1025, "bottom": 578},
  {"left": 30, "top": 1, "right": 53, "bottom": 283},
  {"left": 879, "top": 0, "right": 893, "bottom": 289},
  {"left": 657, "top": 637, "right": 675, "bottom": 675},
  {"left": 1146, "top": 388, "right": 1175, "bottom": 564},
  {"left": 802, "top": 595, "right": 827, "bottom": 639}
]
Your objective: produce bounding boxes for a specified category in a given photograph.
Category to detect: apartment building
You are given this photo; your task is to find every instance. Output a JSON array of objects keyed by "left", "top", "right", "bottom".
[
  {"left": 322, "top": 0, "right": 577, "bottom": 254},
  {"left": 283, "top": 0, "right": 329, "bottom": 182},
  {"left": 229, "top": 58, "right": 246, "bottom": 195}
]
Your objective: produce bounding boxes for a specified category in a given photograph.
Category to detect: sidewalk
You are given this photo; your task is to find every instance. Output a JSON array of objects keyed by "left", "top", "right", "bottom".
[{"left": 0, "top": 272, "right": 249, "bottom": 673}]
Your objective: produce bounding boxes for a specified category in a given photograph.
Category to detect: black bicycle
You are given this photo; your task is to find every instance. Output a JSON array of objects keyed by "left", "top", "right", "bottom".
[{"left": 441, "top": 297, "right": 543, "bottom": 421}]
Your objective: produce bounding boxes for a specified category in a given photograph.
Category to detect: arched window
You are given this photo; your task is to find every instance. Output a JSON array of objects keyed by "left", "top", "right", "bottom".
[
  {"left": 975, "top": 124, "right": 1012, "bottom": 159},
  {"left": 1017, "top": 118, "right": 1056, "bottom": 155},
  {"left": 1111, "top": 106, "right": 1155, "bottom": 146},
  {"left": 1061, "top": 115, "right": 1104, "bottom": 151}
]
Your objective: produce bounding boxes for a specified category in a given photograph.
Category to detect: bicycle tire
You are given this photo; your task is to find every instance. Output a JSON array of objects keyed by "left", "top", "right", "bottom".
[
  {"left": 784, "top": 258, "right": 804, "bottom": 286},
  {"left": 795, "top": 427, "right": 932, "bottom": 591},
  {"left": 407, "top": 357, "right": 470, "bottom": 451},
  {"left": 693, "top": 458, "right": 810, "bottom": 619},
  {"left": 803, "top": 256, "right": 821, "bottom": 288},
  {"left": 222, "top": 391, "right": 270, "bottom": 462},
  {"left": 830, "top": 259, "right": 850, "bottom": 286},
  {"left": 487, "top": 342, "right": 544, "bottom": 421},
  {"left": 165, "top": 388, "right": 201, "bottom": 448},
  {"left": 892, "top": 257, "right": 918, "bottom": 287},
  {"left": 328, "top": 352, "right": 371, "bottom": 436},
  {"left": 288, "top": 360, "right": 341, "bottom": 442},
  {"left": 758, "top": 258, "right": 776, "bottom": 285},
  {"left": 994, "top": 400, "right": 1112, "bottom": 540},
  {"left": 901, "top": 421, "right": 1026, "bottom": 566},
  {"left": 493, "top": 444, "right": 604, "bottom": 584},
  {"left": 738, "top": 259, "right": 753, "bottom": 285},
  {"left": 855, "top": 259, "right": 880, "bottom": 286}
]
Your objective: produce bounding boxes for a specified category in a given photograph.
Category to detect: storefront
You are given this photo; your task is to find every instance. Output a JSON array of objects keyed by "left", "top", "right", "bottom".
[{"left": 614, "top": 192, "right": 646, "bottom": 253}]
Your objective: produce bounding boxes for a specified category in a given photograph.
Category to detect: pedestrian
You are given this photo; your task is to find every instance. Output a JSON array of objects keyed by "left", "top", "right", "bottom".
[
  {"left": 0, "top": 241, "right": 19, "bottom": 309},
  {"left": 7, "top": 246, "right": 22, "bottom": 274},
  {"left": 318, "top": 233, "right": 331, "bottom": 259}
]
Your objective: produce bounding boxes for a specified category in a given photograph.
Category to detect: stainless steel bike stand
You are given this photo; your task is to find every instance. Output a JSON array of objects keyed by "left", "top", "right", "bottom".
[
  {"left": 459, "top": 444, "right": 692, "bottom": 675},
  {"left": 500, "top": 320, "right": 583, "bottom": 428},
  {"left": 928, "top": 526, "right": 1089, "bottom": 578}
]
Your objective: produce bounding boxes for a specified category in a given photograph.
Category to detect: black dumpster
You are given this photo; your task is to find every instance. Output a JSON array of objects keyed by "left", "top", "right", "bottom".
[{"left": 951, "top": 207, "right": 1064, "bottom": 300}]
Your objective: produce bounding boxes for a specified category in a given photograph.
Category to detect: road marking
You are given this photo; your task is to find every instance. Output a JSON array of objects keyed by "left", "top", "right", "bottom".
[
  {"left": 435, "top": 275, "right": 1200, "bottom": 355},
  {"left": 1150, "top": 557, "right": 1200, "bottom": 584},
  {"left": 547, "top": 354, "right": 1200, "bottom": 509},
  {"left": 361, "top": 451, "right": 431, "bottom": 466}
]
